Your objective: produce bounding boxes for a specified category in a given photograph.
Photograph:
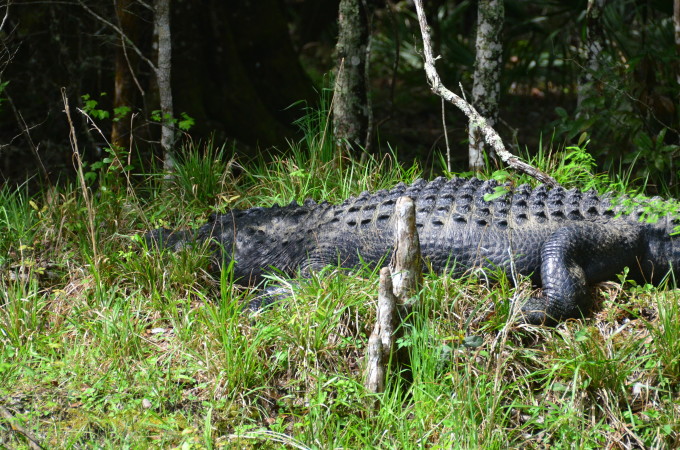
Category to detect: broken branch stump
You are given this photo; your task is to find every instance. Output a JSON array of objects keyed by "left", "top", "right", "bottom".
[{"left": 365, "top": 197, "right": 422, "bottom": 396}]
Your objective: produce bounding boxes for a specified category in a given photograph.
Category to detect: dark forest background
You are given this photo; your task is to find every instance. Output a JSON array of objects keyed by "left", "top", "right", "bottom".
[{"left": 0, "top": 0, "right": 677, "bottom": 189}]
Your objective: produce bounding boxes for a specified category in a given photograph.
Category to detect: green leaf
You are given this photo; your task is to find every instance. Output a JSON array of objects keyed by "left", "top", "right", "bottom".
[
  {"left": 483, "top": 186, "right": 509, "bottom": 202},
  {"left": 554, "top": 107, "right": 568, "bottom": 118},
  {"left": 574, "top": 329, "right": 590, "bottom": 342},
  {"left": 178, "top": 112, "right": 195, "bottom": 131},
  {"left": 113, "top": 106, "right": 132, "bottom": 121},
  {"left": 462, "top": 335, "right": 483, "bottom": 348}
]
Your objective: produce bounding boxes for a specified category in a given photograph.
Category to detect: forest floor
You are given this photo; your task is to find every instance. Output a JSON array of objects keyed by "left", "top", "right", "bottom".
[{"left": 1, "top": 136, "right": 680, "bottom": 448}]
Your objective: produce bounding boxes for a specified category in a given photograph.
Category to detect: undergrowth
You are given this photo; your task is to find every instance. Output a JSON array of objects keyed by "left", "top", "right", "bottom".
[{"left": 2, "top": 116, "right": 680, "bottom": 448}]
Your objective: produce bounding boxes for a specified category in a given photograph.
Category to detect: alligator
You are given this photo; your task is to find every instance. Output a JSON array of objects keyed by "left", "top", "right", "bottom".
[{"left": 145, "top": 177, "right": 680, "bottom": 325}]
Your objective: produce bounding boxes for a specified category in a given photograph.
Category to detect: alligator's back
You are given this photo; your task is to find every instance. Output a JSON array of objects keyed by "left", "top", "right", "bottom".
[{"left": 214, "top": 176, "right": 642, "bottom": 283}]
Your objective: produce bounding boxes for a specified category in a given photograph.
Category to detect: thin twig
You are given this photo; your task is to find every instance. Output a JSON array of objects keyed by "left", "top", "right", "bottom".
[
  {"left": 78, "top": 0, "right": 157, "bottom": 73},
  {"left": 77, "top": 107, "right": 145, "bottom": 223},
  {"left": 362, "top": 0, "right": 373, "bottom": 153},
  {"left": 441, "top": 98, "right": 451, "bottom": 173},
  {"left": 62, "top": 88, "right": 98, "bottom": 267},
  {"left": 6, "top": 92, "right": 49, "bottom": 181},
  {"left": 0, "top": 403, "right": 43, "bottom": 450}
]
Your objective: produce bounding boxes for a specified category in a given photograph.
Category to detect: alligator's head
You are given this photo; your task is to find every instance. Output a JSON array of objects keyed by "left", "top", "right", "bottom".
[
  {"left": 143, "top": 227, "right": 195, "bottom": 252},
  {"left": 206, "top": 206, "right": 309, "bottom": 285}
]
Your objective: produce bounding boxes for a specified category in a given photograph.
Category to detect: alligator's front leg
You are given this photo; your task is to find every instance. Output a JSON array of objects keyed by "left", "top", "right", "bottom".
[{"left": 521, "top": 223, "right": 643, "bottom": 325}]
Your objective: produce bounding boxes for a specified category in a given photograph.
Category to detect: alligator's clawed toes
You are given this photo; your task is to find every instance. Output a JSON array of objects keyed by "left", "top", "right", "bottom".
[{"left": 518, "top": 304, "right": 559, "bottom": 327}]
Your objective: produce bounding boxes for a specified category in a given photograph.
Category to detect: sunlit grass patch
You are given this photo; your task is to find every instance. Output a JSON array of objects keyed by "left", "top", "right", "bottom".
[{"left": 3, "top": 133, "right": 680, "bottom": 447}]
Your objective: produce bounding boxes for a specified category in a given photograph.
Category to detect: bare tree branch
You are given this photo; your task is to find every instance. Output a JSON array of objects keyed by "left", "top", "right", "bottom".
[
  {"left": 78, "top": 0, "right": 156, "bottom": 72},
  {"left": 0, "top": 1, "right": 10, "bottom": 33},
  {"left": 1, "top": 400, "right": 44, "bottom": 450},
  {"left": 6, "top": 92, "right": 48, "bottom": 180},
  {"left": 412, "top": 0, "right": 558, "bottom": 187}
]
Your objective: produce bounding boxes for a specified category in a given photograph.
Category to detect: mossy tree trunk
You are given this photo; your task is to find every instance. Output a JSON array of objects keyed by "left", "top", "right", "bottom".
[
  {"left": 469, "top": 0, "right": 504, "bottom": 172},
  {"left": 153, "top": 0, "right": 175, "bottom": 172},
  {"left": 333, "top": 0, "right": 370, "bottom": 153}
]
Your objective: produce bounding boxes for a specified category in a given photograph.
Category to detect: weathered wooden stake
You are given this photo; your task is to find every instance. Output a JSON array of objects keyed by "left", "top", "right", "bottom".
[
  {"left": 391, "top": 196, "right": 423, "bottom": 312},
  {"left": 365, "top": 197, "right": 422, "bottom": 397},
  {"left": 365, "top": 267, "right": 397, "bottom": 395}
]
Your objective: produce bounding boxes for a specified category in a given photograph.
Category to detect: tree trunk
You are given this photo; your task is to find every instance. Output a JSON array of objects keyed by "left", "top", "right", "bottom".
[
  {"left": 154, "top": 0, "right": 175, "bottom": 172},
  {"left": 469, "top": 0, "right": 504, "bottom": 172},
  {"left": 674, "top": 0, "right": 680, "bottom": 86},
  {"left": 171, "top": 0, "right": 314, "bottom": 150},
  {"left": 333, "top": 0, "right": 370, "bottom": 153},
  {"left": 111, "top": 0, "right": 140, "bottom": 150},
  {"left": 576, "top": 0, "right": 607, "bottom": 120}
]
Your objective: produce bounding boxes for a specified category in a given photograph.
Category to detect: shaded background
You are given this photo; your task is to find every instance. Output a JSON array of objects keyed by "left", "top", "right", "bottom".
[{"left": 0, "top": 0, "right": 677, "bottom": 188}]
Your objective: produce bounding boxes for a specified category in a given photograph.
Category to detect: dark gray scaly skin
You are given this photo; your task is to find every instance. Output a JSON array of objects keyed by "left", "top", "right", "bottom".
[{"left": 146, "top": 177, "right": 680, "bottom": 325}]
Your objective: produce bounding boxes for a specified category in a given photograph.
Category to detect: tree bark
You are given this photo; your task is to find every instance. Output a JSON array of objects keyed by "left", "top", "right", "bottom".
[
  {"left": 153, "top": 0, "right": 175, "bottom": 172},
  {"left": 333, "top": 0, "right": 370, "bottom": 153},
  {"left": 469, "top": 0, "right": 504, "bottom": 172},
  {"left": 111, "top": 0, "right": 140, "bottom": 150},
  {"left": 674, "top": 0, "right": 680, "bottom": 86}
]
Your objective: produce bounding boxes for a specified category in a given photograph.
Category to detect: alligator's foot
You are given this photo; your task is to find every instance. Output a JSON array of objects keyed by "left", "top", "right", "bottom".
[
  {"left": 519, "top": 295, "right": 587, "bottom": 326},
  {"left": 519, "top": 301, "right": 560, "bottom": 326}
]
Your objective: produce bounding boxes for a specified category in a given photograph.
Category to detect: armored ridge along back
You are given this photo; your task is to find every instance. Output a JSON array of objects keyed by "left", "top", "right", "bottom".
[{"left": 145, "top": 176, "right": 680, "bottom": 325}]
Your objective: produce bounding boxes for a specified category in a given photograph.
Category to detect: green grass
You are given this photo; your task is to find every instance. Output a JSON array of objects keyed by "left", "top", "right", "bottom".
[{"left": 2, "top": 131, "right": 680, "bottom": 448}]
